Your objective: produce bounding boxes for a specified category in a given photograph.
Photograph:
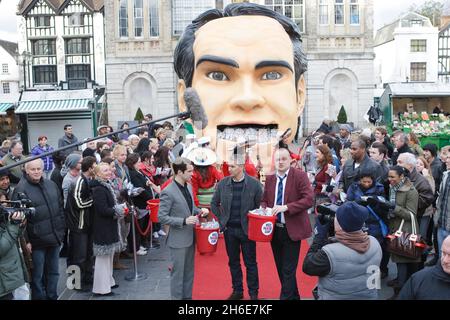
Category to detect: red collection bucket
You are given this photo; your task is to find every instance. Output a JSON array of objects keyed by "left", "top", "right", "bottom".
[
  {"left": 195, "top": 225, "right": 219, "bottom": 254},
  {"left": 147, "top": 199, "right": 160, "bottom": 223},
  {"left": 247, "top": 213, "right": 277, "bottom": 242}
]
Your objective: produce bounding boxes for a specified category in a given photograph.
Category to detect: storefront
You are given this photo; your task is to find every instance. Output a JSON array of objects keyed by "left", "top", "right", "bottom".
[
  {"left": 380, "top": 83, "right": 450, "bottom": 148},
  {"left": 0, "top": 94, "right": 21, "bottom": 142},
  {"left": 15, "top": 89, "right": 96, "bottom": 152}
]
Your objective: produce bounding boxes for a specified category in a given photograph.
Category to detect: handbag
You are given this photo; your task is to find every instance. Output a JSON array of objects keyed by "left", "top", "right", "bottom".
[{"left": 386, "top": 211, "right": 426, "bottom": 259}]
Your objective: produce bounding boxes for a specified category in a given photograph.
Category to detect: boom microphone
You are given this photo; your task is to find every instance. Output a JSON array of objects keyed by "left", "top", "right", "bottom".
[{"left": 184, "top": 88, "right": 208, "bottom": 130}]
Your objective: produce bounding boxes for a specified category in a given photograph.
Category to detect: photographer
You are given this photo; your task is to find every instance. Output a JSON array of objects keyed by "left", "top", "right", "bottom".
[
  {"left": 302, "top": 202, "right": 382, "bottom": 300},
  {"left": 0, "top": 190, "right": 29, "bottom": 300}
]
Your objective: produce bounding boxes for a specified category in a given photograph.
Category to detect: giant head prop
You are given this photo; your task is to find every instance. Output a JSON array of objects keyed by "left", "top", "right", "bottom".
[{"left": 174, "top": 3, "right": 307, "bottom": 172}]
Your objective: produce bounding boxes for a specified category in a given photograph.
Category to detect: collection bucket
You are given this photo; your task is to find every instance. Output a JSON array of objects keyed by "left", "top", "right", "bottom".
[
  {"left": 147, "top": 199, "right": 160, "bottom": 223},
  {"left": 247, "top": 213, "right": 276, "bottom": 242},
  {"left": 195, "top": 225, "right": 219, "bottom": 254}
]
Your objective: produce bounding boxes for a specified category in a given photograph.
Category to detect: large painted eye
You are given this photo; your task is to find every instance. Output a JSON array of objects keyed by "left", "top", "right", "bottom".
[
  {"left": 207, "top": 71, "right": 229, "bottom": 81},
  {"left": 261, "top": 71, "right": 282, "bottom": 80}
]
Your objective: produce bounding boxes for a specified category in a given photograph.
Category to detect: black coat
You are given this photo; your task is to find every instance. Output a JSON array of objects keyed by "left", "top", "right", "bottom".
[
  {"left": 129, "top": 168, "right": 154, "bottom": 209},
  {"left": 65, "top": 174, "right": 93, "bottom": 233},
  {"left": 12, "top": 175, "right": 65, "bottom": 249},
  {"left": 90, "top": 179, "right": 119, "bottom": 247},
  {"left": 398, "top": 263, "right": 450, "bottom": 300},
  {"left": 391, "top": 143, "right": 413, "bottom": 166}
]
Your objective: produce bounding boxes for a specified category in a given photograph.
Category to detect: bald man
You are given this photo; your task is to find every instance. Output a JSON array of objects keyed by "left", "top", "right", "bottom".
[{"left": 398, "top": 235, "right": 450, "bottom": 300}]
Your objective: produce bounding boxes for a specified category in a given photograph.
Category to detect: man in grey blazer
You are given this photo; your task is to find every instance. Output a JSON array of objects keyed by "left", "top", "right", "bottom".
[{"left": 158, "top": 157, "right": 209, "bottom": 300}]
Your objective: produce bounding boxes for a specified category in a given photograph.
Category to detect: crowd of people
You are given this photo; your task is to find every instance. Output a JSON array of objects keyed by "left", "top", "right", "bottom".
[{"left": 0, "top": 116, "right": 450, "bottom": 300}]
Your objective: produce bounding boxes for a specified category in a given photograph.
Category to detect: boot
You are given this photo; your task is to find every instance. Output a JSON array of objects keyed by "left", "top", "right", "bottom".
[{"left": 113, "top": 252, "right": 129, "bottom": 270}]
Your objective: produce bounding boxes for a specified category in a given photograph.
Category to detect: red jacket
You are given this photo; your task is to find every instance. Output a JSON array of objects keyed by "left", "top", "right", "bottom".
[
  {"left": 261, "top": 168, "right": 314, "bottom": 241},
  {"left": 191, "top": 166, "right": 224, "bottom": 206},
  {"left": 314, "top": 164, "right": 330, "bottom": 195}
]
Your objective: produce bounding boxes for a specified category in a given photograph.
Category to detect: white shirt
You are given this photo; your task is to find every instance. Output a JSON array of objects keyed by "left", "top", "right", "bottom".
[{"left": 274, "top": 169, "right": 289, "bottom": 224}]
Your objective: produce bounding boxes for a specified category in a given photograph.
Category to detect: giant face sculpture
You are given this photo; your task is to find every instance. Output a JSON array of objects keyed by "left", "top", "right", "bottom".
[{"left": 175, "top": 4, "right": 307, "bottom": 172}]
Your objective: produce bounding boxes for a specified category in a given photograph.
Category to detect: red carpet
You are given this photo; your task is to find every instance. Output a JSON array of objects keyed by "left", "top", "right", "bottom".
[{"left": 193, "top": 236, "right": 317, "bottom": 300}]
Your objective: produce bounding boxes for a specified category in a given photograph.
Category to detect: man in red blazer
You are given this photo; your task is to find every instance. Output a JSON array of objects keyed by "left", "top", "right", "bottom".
[{"left": 261, "top": 147, "right": 314, "bottom": 300}]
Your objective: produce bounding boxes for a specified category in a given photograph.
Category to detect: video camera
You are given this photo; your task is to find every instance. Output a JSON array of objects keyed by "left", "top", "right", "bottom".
[
  {"left": 0, "top": 193, "right": 36, "bottom": 224},
  {"left": 316, "top": 201, "right": 343, "bottom": 236}
]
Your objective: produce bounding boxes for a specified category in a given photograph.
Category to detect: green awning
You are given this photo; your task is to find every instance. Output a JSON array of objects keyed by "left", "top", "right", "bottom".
[
  {"left": 15, "top": 99, "right": 91, "bottom": 114},
  {"left": 0, "top": 103, "right": 14, "bottom": 115}
]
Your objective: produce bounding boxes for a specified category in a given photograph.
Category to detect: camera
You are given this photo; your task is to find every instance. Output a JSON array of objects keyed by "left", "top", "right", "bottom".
[
  {"left": 316, "top": 201, "right": 343, "bottom": 236},
  {"left": 0, "top": 193, "right": 36, "bottom": 224}
]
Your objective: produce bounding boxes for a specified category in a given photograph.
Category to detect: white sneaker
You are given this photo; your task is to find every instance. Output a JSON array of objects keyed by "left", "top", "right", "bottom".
[
  {"left": 153, "top": 232, "right": 159, "bottom": 239},
  {"left": 158, "top": 230, "right": 167, "bottom": 236},
  {"left": 139, "top": 246, "right": 147, "bottom": 251},
  {"left": 136, "top": 249, "right": 147, "bottom": 256}
]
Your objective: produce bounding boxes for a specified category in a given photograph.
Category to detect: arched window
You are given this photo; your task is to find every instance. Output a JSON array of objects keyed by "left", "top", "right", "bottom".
[{"left": 119, "top": 0, "right": 128, "bottom": 37}]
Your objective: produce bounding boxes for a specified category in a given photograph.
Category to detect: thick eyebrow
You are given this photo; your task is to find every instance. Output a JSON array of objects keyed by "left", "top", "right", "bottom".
[
  {"left": 255, "top": 60, "right": 293, "bottom": 73},
  {"left": 196, "top": 55, "right": 239, "bottom": 69}
]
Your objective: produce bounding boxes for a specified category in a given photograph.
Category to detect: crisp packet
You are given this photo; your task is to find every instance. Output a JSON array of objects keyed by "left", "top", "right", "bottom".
[
  {"left": 249, "top": 207, "right": 273, "bottom": 216},
  {"left": 200, "top": 219, "right": 220, "bottom": 229}
]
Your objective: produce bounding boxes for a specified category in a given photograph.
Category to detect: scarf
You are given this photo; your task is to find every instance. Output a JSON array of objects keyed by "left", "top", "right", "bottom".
[
  {"left": 389, "top": 177, "right": 405, "bottom": 203},
  {"left": 335, "top": 220, "right": 370, "bottom": 253}
]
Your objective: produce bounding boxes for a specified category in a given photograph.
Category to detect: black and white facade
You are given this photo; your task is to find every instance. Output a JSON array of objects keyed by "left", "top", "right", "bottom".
[{"left": 16, "top": 0, "right": 105, "bottom": 152}]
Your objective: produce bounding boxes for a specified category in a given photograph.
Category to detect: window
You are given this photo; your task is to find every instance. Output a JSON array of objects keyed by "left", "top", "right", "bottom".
[
  {"left": 32, "top": 39, "right": 56, "bottom": 56},
  {"left": 119, "top": 0, "right": 128, "bottom": 37},
  {"left": 33, "top": 66, "right": 57, "bottom": 85},
  {"left": 410, "top": 62, "right": 426, "bottom": 81},
  {"left": 66, "top": 65, "right": 91, "bottom": 81},
  {"left": 319, "top": 0, "right": 328, "bottom": 25},
  {"left": 411, "top": 39, "right": 427, "bottom": 52},
  {"left": 134, "top": 0, "right": 143, "bottom": 37},
  {"left": 65, "top": 38, "right": 90, "bottom": 54},
  {"left": 172, "top": 0, "right": 216, "bottom": 36},
  {"left": 68, "top": 13, "right": 85, "bottom": 26},
  {"left": 335, "top": 0, "right": 344, "bottom": 25},
  {"left": 410, "top": 19, "right": 424, "bottom": 27},
  {"left": 149, "top": 0, "right": 159, "bottom": 37},
  {"left": 2, "top": 64, "right": 8, "bottom": 74},
  {"left": 350, "top": 0, "right": 359, "bottom": 25},
  {"left": 2, "top": 82, "right": 10, "bottom": 94},
  {"left": 264, "top": 0, "right": 305, "bottom": 33},
  {"left": 34, "top": 16, "right": 51, "bottom": 27}
]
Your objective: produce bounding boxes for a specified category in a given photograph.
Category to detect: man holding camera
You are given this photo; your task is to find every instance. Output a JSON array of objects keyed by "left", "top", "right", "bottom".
[
  {"left": 12, "top": 158, "right": 65, "bottom": 300},
  {"left": 0, "top": 197, "right": 28, "bottom": 300},
  {"left": 302, "top": 201, "right": 382, "bottom": 299}
]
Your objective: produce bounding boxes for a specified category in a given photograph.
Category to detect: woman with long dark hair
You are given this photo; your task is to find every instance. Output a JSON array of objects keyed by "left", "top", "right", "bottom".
[
  {"left": 313, "top": 145, "right": 334, "bottom": 208},
  {"left": 386, "top": 165, "right": 420, "bottom": 299}
]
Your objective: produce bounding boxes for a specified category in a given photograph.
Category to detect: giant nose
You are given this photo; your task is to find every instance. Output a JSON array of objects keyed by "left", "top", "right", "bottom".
[{"left": 228, "top": 77, "right": 265, "bottom": 112}]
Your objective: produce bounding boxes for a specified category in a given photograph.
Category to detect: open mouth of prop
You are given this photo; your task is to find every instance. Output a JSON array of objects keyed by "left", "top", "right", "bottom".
[{"left": 217, "top": 124, "right": 278, "bottom": 144}]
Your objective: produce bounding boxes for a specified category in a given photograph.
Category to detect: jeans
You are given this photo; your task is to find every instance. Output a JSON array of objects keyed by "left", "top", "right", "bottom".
[
  {"left": 223, "top": 226, "right": 259, "bottom": 296},
  {"left": 31, "top": 246, "right": 60, "bottom": 300},
  {"left": 437, "top": 227, "right": 450, "bottom": 258}
]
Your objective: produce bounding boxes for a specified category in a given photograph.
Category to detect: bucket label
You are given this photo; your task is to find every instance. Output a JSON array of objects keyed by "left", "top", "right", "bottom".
[
  {"left": 208, "top": 232, "right": 219, "bottom": 245},
  {"left": 261, "top": 222, "right": 274, "bottom": 236}
]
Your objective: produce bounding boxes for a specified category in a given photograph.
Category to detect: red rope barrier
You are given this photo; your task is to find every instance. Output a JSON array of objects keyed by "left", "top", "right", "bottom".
[{"left": 134, "top": 209, "right": 153, "bottom": 237}]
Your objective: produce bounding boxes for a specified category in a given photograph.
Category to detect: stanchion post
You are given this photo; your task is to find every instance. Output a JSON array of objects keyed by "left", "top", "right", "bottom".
[{"left": 125, "top": 203, "right": 148, "bottom": 281}]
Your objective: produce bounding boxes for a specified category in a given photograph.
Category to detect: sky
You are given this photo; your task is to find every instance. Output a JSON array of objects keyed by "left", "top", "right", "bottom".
[{"left": 0, "top": 0, "right": 440, "bottom": 43}]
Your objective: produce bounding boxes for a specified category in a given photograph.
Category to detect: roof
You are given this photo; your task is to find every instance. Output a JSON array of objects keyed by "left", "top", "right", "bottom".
[
  {"left": 15, "top": 98, "right": 91, "bottom": 114},
  {"left": 0, "top": 40, "right": 18, "bottom": 58},
  {"left": 374, "top": 12, "right": 433, "bottom": 47},
  {"left": 20, "top": 89, "right": 94, "bottom": 101},
  {"left": 386, "top": 83, "right": 450, "bottom": 97},
  {"left": 18, "top": 0, "right": 103, "bottom": 15}
]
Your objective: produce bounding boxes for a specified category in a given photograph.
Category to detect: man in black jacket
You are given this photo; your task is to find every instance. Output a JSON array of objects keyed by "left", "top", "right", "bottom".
[
  {"left": 398, "top": 235, "right": 450, "bottom": 300},
  {"left": 65, "top": 156, "right": 96, "bottom": 290},
  {"left": 211, "top": 152, "right": 262, "bottom": 300},
  {"left": 12, "top": 159, "right": 65, "bottom": 300}
]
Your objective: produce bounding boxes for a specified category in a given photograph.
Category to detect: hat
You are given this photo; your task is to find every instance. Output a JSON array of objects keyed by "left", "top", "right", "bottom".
[
  {"left": 64, "top": 153, "right": 82, "bottom": 170},
  {"left": 336, "top": 202, "right": 369, "bottom": 232},
  {"left": 197, "top": 136, "right": 211, "bottom": 146},
  {"left": 186, "top": 147, "right": 216, "bottom": 166},
  {"left": 97, "top": 125, "right": 108, "bottom": 132},
  {"left": 339, "top": 124, "right": 353, "bottom": 132},
  {"left": 423, "top": 143, "right": 438, "bottom": 158},
  {"left": 0, "top": 166, "right": 10, "bottom": 178}
]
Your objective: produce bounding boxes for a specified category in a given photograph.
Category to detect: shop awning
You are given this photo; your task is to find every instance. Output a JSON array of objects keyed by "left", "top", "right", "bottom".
[
  {"left": 0, "top": 103, "right": 14, "bottom": 115},
  {"left": 15, "top": 99, "right": 92, "bottom": 114}
]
